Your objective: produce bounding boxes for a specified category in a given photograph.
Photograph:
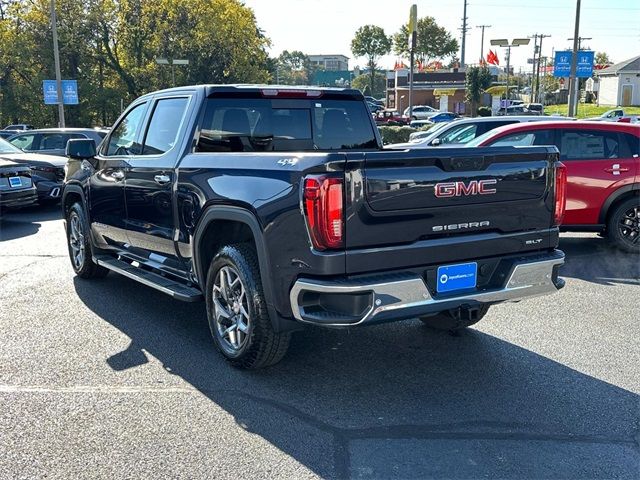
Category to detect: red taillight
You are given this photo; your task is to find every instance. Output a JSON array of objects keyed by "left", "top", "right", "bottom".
[
  {"left": 303, "top": 175, "right": 344, "bottom": 250},
  {"left": 554, "top": 162, "right": 567, "bottom": 226}
]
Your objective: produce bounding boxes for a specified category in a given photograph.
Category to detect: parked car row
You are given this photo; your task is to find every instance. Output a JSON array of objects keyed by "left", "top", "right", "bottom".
[
  {"left": 0, "top": 127, "right": 109, "bottom": 212},
  {"left": 388, "top": 116, "right": 639, "bottom": 253}
]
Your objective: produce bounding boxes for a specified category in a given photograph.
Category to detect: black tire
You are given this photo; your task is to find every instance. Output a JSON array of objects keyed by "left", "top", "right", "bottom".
[
  {"left": 411, "top": 116, "right": 418, "bottom": 120},
  {"left": 66, "top": 203, "right": 109, "bottom": 279},
  {"left": 205, "top": 244, "right": 290, "bottom": 369},
  {"left": 419, "top": 305, "right": 490, "bottom": 331},
  {"left": 607, "top": 197, "right": 640, "bottom": 253}
]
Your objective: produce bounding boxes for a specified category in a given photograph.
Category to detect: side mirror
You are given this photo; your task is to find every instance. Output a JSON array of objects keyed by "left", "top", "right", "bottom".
[
  {"left": 66, "top": 138, "right": 96, "bottom": 159},
  {"left": 431, "top": 138, "right": 441, "bottom": 146}
]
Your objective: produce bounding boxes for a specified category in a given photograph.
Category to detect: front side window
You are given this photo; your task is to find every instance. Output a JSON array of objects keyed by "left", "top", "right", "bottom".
[
  {"left": 439, "top": 124, "right": 478, "bottom": 144},
  {"left": 106, "top": 103, "right": 147, "bottom": 156},
  {"left": 10, "top": 134, "right": 35, "bottom": 150},
  {"left": 490, "top": 129, "right": 554, "bottom": 147},
  {"left": 197, "top": 97, "right": 377, "bottom": 152},
  {"left": 142, "top": 97, "right": 189, "bottom": 155},
  {"left": 560, "top": 130, "right": 620, "bottom": 160}
]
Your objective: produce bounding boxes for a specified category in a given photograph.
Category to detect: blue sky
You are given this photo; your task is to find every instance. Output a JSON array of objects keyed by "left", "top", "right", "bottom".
[{"left": 243, "top": 0, "right": 640, "bottom": 70}]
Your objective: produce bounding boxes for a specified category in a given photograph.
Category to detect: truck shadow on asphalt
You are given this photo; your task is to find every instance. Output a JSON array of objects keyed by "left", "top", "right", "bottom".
[
  {"left": 0, "top": 204, "right": 62, "bottom": 242},
  {"left": 559, "top": 235, "right": 640, "bottom": 286},
  {"left": 73, "top": 274, "right": 639, "bottom": 479}
]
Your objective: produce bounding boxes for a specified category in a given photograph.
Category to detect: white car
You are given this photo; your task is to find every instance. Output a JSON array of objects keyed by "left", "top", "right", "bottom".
[
  {"left": 585, "top": 108, "right": 626, "bottom": 122},
  {"left": 403, "top": 105, "right": 439, "bottom": 120}
]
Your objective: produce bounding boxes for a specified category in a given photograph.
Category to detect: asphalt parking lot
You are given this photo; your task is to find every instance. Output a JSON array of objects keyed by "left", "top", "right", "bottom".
[{"left": 1, "top": 204, "right": 639, "bottom": 479}]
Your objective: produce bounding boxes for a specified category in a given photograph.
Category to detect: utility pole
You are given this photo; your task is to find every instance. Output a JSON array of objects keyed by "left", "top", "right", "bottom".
[
  {"left": 567, "top": 0, "right": 582, "bottom": 117},
  {"left": 477, "top": 25, "right": 491, "bottom": 64},
  {"left": 535, "top": 34, "right": 551, "bottom": 103},
  {"left": 49, "top": 0, "right": 65, "bottom": 128},
  {"left": 408, "top": 4, "right": 417, "bottom": 118},
  {"left": 529, "top": 34, "right": 539, "bottom": 99},
  {"left": 460, "top": 0, "right": 468, "bottom": 67},
  {"left": 505, "top": 46, "right": 511, "bottom": 114}
]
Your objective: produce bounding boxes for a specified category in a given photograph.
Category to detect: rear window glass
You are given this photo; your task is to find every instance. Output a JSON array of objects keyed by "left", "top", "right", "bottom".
[
  {"left": 560, "top": 130, "right": 620, "bottom": 160},
  {"left": 197, "top": 98, "right": 378, "bottom": 152}
]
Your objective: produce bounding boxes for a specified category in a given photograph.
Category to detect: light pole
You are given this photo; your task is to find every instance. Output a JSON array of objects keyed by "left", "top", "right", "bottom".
[
  {"left": 50, "top": 0, "right": 65, "bottom": 127},
  {"left": 491, "top": 38, "right": 530, "bottom": 115},
  {"left": 156, "top": 58, "right": 189, "bottom": 87},
  {"left": 476, "top": 25, "right": 491, "bottom": 64},
  {"left": 567, "top": 0, "right": 582, "bottom": 117}
]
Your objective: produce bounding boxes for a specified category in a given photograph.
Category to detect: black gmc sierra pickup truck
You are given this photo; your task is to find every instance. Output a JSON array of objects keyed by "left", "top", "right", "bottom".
[{"left": 62, "top": 85, "right": 566, "bottom": 369}]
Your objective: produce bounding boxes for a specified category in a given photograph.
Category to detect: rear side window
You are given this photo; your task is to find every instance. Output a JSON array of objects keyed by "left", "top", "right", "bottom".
[
  {"left": 197, "top": 97, "right": 377, "bottom": 152},
  {"left": 39, "top": 133, "right": 83, "bottom": 151},
  {"left": 10, "top": 134, "right": 35, "bottom": 150},
  {"left": 560, "top": 130, "right": 620, "bottom": 160},
  {"left": 142, "top": 97, "right": 189, "bottom": 155}
]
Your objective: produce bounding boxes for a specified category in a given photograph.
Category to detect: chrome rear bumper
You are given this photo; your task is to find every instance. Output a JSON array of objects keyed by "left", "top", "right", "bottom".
[{"left": 290, "top": 251, "right": 565, "bottom": 326}]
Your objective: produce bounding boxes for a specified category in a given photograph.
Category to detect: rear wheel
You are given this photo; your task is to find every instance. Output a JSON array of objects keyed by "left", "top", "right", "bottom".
[
  {"left": 66, "top": 203, "right": 109, "bottom": 279},
  {"left": 419, "top": 305, "right": 490, "bottom": 331},
  {"left": 205, "top": 244, "right": 290, "bottom": 369},
  {"left": 607, "top": 197, "right": 640, "bottom": 253}
]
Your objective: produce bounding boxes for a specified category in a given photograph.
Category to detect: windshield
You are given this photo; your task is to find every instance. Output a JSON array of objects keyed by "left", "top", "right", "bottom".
[
  {"left": 197, "top": 97, "right": 378, "bottom": 152},
  {"left": 0, "top": 137, "right": 24, "bottom": 154}
]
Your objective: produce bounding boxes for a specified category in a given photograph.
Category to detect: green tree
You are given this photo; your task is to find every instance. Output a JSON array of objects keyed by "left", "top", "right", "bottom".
[
  {"left": 351, "top": 25, "right": 391, "bottom": 95},
  {"left": 0, "top": 0, "right": 272, "bottom": 128},
  {"left": 276, "top": 50, "right": 313, "bottom": 85},
  {"left": 465, "top": 66, "right": 492, "bottom": 117},
  {"left": 595, "top": 52, "right": 612, "bottom": 65},
  {"left": 352, "top": 72, "right": 386, "bottom": 98},
  {"left": 392, "top": 17, "right": 458, "bottom": 64}
]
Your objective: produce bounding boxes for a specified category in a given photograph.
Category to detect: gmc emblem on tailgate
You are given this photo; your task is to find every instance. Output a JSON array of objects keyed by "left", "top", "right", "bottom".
[{"left": 434, "top": 179, "right": 497, "bottom": 198}]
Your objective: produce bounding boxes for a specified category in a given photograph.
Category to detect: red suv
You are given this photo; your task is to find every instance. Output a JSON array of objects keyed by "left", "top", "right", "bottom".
[{"left": 468, "top": 121, "right": 640, "bottom": 252}]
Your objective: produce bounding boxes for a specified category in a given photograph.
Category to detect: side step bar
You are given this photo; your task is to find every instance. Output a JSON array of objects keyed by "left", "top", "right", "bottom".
[{"left": 94, "top": 255, "right": 203, "bottom": 302}]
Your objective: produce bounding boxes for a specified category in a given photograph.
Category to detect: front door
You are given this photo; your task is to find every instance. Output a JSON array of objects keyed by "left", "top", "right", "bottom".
[
  {"left": 621, "top": 85, "right": 632, "bottom": 107},
  {"left": 89, "top": 101, "right": 148, "bottom": 249},
  {"left": 124, "top": 96, "right": 191, "bottom": 272},
  {"left": 559, "top": 128, "right": 637, "bottom": 225}
]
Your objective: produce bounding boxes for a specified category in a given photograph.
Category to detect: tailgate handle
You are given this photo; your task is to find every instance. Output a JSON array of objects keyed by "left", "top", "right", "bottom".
[{"left": 447, "top": 156, "right": 486, "bottom": 171}]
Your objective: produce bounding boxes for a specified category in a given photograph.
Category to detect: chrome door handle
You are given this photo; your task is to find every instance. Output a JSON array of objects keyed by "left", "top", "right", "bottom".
[
  {"left": 154, "top": 174, "right": 171, "bottom": 185},
  {"left": 111, "top": 170, "right": 124, "bottom": 180},
  {"left": 604, "top": 164, "right": 629, "bottom": 175}
]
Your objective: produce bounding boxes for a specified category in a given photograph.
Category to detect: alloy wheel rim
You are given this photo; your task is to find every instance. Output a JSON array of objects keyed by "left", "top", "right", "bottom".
[
  {"left": 618, "top": 206, "right": 639, "bottom": 245},
  {"left": 213, "top": 266, "right": 250, "bottom": 352},
  {"left": 69, "top": 213, "right": 85, "bottom": 269}
]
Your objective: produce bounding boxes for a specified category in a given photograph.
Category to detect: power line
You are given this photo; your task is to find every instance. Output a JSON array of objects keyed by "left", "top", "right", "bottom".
[{"left": 567, "top": 36, "right": 592, "bottom": 50}]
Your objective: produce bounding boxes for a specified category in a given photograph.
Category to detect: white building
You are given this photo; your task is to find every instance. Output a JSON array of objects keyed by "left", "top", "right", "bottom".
[
  {"left": 595, "top": 55, "right": 640, "bottom": 106},
  {"left": 308, "top": 55, "right": 349, "bottom": 71}
]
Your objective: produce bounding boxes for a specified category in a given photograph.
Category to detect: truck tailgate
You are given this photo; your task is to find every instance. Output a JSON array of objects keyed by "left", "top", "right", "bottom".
[{"left": 344, "top": 146, "right": 559, "bottom": 273}]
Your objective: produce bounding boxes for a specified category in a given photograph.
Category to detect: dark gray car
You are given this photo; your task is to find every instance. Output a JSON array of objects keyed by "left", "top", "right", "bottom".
[{"left": 8, "top": 128, "right": 108, "bottom": 157}]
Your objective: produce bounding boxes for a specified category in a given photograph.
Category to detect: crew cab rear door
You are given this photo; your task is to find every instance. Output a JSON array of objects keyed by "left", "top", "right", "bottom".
[{"left": 344, "top": 146, "right": 558, "bottom": 273}]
